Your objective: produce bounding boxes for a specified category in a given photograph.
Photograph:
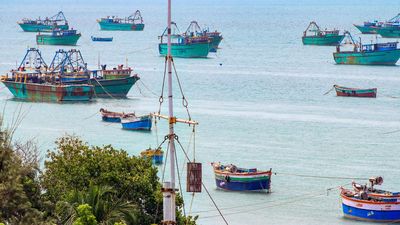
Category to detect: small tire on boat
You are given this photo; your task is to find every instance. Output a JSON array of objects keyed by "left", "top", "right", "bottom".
[{"left": 224, "top": 175, "right": 231, "bottom": 182}]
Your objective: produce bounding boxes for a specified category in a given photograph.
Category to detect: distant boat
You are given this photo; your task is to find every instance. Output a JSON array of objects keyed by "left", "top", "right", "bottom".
[
  {"left": 97, "top": 10, "right": 144, "bottom": 31},
  {"left": 159, "top": 22, "right": 211, "bottom": 58},
  {"left": 354, "top": 13, "right": 400, "bottom": 35},
  {"left": 334, "top": 85, "right": 377, "bottom": 98},
  {"left": 184, "top": 21, "right": 223, "bottom": 52},
  {"left": 99, "top": 108, "right": 135, "bottom": 123},
  {"left": 302, "top": 22, "right": 345, "bottom": 46},
  {"left": 141, "top": 147, "right": 163, "bottom": 164},
  {"left": 333, "top": 34, "right": 400, "bottom": 65},
  {"left": 121, "top": 114, "right": 152, "bottom": 131},
  {"left": 18, "top": 11, "right": 69, "bottom": 32},
  {"left": 36, "top": 29, "right": 81, "bottom": 45},
  {"left": 91, "top": 36, "right": 113, "bottom": 42},
  {"left": 375, "top": 24, "right": 400, "bottom": 38},
  {"left": 211, "top": 162, "right": 272, "bottom": 192},
  {"left": 340, "top": 177, "right": 400, "bottom": 222}
]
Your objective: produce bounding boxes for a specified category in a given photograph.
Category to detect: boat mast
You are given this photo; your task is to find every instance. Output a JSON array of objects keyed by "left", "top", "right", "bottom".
[{"left": 163, "top": 0, "right": 176, "bottom": 223}]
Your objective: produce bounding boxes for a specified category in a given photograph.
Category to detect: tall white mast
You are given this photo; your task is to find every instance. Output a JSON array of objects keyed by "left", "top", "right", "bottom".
[{"left": 163, "top": 0, "right": 176, "bottom": 223}]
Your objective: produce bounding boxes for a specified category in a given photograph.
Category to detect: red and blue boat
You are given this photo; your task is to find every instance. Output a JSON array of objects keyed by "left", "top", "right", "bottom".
[
  {"left": 99, "top": 108, "right": 135, "bottom": 123},
  {"left": 340, "top": 177, "right": 400, "bottom": 222},
  {"left": 211, "top": 162, "right": 272, "bottom": 192},
  {"left": 121, "top": 114, "right": 152, "bottom": 131},
  {"left": 334, "top": 85, "right": 377, "bottom": 98}
]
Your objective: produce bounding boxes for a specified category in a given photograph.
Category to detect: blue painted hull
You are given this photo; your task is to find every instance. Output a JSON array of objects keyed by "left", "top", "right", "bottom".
[
  {"left": 102, "top": 116, "right": 121, "bottom": 123},
  {"left": 121, "top": 118, "right": 152, "bottom": 131},
  {"left": 342, "top": 203, "right": 400, "bottom": 222},
  {"left": 152, "top": 155, "right": 163, "bottom": 164},
  {"left": 215, "top": 178, "right": 270, "bottom": 191}
]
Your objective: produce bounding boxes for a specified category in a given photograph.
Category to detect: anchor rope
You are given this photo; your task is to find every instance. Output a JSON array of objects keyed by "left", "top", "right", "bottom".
[
  {"left": 92, "top": 77, "right": 117, "bottom": 99},
  {"left": 138, "top": 79, "right": 158, "bottom": 97},
  {"left": 323, "top": 86, "right": 335, "bottom": 95}
]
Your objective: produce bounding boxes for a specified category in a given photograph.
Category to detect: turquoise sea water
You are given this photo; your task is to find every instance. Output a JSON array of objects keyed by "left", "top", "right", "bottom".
[{"left": 1, "top": 0, "right": 400, "bottom": 224}]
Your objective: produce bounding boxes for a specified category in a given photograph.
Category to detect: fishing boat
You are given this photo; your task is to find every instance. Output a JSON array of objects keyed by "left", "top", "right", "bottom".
[
  {"left": 141, "top": 147, "right": 164, "bottom": 164},
  {"left": 211, "top": 162, "right": 272, "bottom": 192},
  {"left": 121, "top": 114, "right": 152, "bottom": 131},
  {"left": 340, "top": 177, "right": 400, "bottom": 222},
  {"left": 184, "top": 21, "right": 222, "bottom": 52},
  {"left": 91, "top": 36, "right": 113, "bottom": 42},
  {"left": 354, "top": 21, "right": 383, "bottom": 34},
  {"left": 97, "top": 10, "right": 144, "bottom": 31},
  {"left": 1, "top": 48, "right": 93, "bottom": 102},
  {"left": 333, "top": 34, "right": 400, "bottom": 65},
  {"left": 99, "top": 108, "right": 135, "bottom": 123},
  {"left": 355, "top": 13, "right": 400, "bottom": 36},
  {"left": 36, "top": 29, "right": 81, "bottom": 46},
  {"left": 18, "top": 11, "right": 69, "bottom": 32},
  {"left": 159, "top": 22, "right": 210, "bottom": 58},
  {"left": 302, "top": 22, "right": 345, "bottom": 46},
  {"left": 49, "top": 49, "right": 140, "bottom": 98},
  {"left": 376, "top": 25, "right": 400, "bottom": 38},
  {"left": 333, "top": 85, "right": 377, "bottom": 98}
]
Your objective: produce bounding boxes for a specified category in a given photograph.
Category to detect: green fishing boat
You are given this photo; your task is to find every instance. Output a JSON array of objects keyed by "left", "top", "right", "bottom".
[
  {"left": 333, "top": 35, "right": 400, "bottom": 65},
  {"left": 354, "top": 13, "right": 400, "bottom": 35},
  {"left": 184, "top": 21, "right": 223, "bottom": 52},
  {"left": 97, "top": 10, "right": 144, "bottom": 31},
  {"left": 376, "top": 26, "right": 400, "bottom": 38},
  {"left": 36, "top": 29, "right": 81, "bottom": 45},
  {"left": 302, "top": 22, "right": 345, "bottom": 46},
  {"left": 158, "top": 22, "right": 210, "bottom": 58},
  {"left": 18, "top": 11, "right": 69, "bottom": 32}
]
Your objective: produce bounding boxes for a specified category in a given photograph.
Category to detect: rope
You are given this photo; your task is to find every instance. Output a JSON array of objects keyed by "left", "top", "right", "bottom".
[
  {"left": 171, "top": 58, "right": 192, "bottom": 121},
  {"left": 158, "top": 57, "right": 167, "bottom": 115},
  {"left": 175, "top": 146, "right": 186, "bottom": 217},
  {"left": 174, "top": 136, "right": 229, "bottom": 225},
  {"left": 273, "top": 172, "right": 369, "bottom": 180},
  {"left": 323, "top": 86, "right": 334, "bottom": 95},
  {"left": 82, "top": 111, "right": 99, "bottom": 121},
  {"left": 138, "top": 79, "right": 158, "bottom": 97},
  {"left": 92, "top": 78, "right": 117, "bottom": 99},
  {"left": 382, "top": 129, "right": 400, "bottom": 135}
]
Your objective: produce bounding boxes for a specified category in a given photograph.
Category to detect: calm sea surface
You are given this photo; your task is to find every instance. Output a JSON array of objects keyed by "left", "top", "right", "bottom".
[{"left": 1, "top": 0, "right": 400, "bottom": 224}]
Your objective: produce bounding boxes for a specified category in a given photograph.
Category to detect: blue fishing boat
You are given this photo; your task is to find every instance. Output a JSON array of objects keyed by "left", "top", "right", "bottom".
[
  {"left": 99, "top": 108, "right": 135, "bottom": 123},
  {"left": 340, "top": 177, "right": 400, "bottom": 222},
  {"left": 18, "top": 11, "right": 69, "bottom": 32},
  {"left": 141, "top": 147, "right": 164, "bottom": 164},
  {"left": 91, "top": 36, "right": 113, "bottom": 42},
  {"left": 211, "top": 162, "right": 272, "bottom": 192},
  {"left": 121, "top": 114, "right": 152, "bottom": 131}
]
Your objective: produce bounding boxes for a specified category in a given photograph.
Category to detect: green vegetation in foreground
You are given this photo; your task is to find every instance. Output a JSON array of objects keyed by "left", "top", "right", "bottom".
[{"left": 0, "top": 130, "right": 197, "bottom": 225}]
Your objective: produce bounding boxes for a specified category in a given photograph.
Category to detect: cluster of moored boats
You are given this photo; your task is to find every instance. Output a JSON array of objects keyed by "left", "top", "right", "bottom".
[
  {"left": 17, "top": 11, "right": 223, "bottom": 58},
  {"left": 0, "top": 48, "right": 139, "bottom": 101},
  {"left": 302, "top": 13, "right": 400, "bottom": 98}
]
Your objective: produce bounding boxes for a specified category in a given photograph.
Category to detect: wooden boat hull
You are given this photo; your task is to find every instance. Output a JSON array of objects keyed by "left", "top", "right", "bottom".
[
  {"left": 98, "top": 21, "right": 144, "bottom": 31},
  {"left": 376, "top": 27, "right": 400, "bottom": 38},
  {"left": 333, "top": 49, "right": 400, "bottom": 65},
  {"left": 36, "top": 34, "right": 81, "bottom": 45},
  {"left": 102, "top": 116, "right": 121, "bottom": 123},
  {"left": 121, "top": 116, "right": 152, "bottom": 131},
  {"left": 2, "top": 80, "right": 93, "bottom": 102},
  {"left": 64, "top": 75, "right": 139, "bottom": 98},
  {"left": 334, "top": 85, "right": 377, "bottom": 98},
  {"left": 213, "top": 171, "right": 271, "bottom": 191},
  {"left": 18, "top": 23, "right": 69, "bottom": 32},
  {"left": 302, "top": 34, "right": 345, "bottom": 46},
  {"left": 341, "top": 194, "right": 400, "bottom": 222},
  {"left": 354, "top": 24, "right": 378, "bottom": 34},
  {"left": 141, "top": 149, "right": 163, "bottom": 164},
  {"left": 159, "top": 42, "right": 210, "bottom": 58}
]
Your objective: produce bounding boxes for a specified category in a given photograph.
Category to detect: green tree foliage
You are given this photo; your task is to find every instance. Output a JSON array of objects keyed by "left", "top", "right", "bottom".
[
  {"left": 0, "top": 128, "right": 51, "bottom": 224},
  {"left": 72, "top": 204, "right": 97, "bottom": 225},
  {"left": 56, "top": 185, "right": 138, "bottom": 225},
  {"left": 41, "top": 135, "right": 171, "bottom": 224}
]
